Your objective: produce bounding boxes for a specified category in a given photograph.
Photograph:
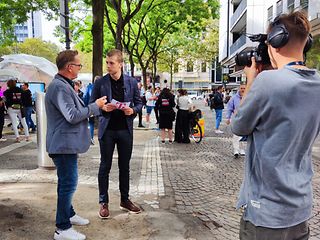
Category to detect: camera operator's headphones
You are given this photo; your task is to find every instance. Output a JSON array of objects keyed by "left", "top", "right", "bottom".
[{"left": 267, "top": 16, "right": 313, "bottom": 52}]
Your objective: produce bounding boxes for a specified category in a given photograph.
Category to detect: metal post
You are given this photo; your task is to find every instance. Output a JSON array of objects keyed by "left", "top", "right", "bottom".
[
  {"left": 59, "top": 0, "right": 71, "bottom": 50},
  {"left": 36, "top": 92, "right": 55, "bottom": 170}
]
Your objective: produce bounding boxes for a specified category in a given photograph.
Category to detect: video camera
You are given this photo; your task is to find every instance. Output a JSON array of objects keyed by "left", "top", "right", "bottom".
[{"left": 235, "top": 34, "right": 271, "bottom": 67}]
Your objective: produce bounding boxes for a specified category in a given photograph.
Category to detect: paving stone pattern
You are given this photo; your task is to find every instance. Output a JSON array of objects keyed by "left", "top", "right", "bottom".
[{"left": 159, "top": 100, "right": 320, "bottom": 239}]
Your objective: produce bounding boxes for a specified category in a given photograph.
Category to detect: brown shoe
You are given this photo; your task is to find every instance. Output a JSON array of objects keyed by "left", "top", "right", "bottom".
[
  {"left": 120, "top": 200, "right": 141, "bottom": 214},
  {"left": 99, "top": 203, "right": 110, "bottom": 219}
]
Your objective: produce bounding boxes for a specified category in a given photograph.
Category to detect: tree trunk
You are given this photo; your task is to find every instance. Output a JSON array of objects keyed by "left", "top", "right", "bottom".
[
  {"left": 116, "top": 15, "right": 123, "bottom": 50},
  {"left": 142, "top": 67, "right": 147, "bottom": 89},
  {"left": 92, "top": 0, "right": 105, "bottom": 82},
  {"left": 170, "top": 53, "right": 173, "bottom": 90},
  {"left": 128, "top": 54, "right": 135, "bottom": 77},
  {"left": 152, "top": 55, "right": 157, "bottom": 89}
]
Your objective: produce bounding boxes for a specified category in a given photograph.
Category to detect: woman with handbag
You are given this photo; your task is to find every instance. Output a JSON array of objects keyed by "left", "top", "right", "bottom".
[
  {"left": 4, "top": 79, "right": 29, "bottom": 142},
  {"left": 155, "top": 88, "right": 176, "bottom": 144}
]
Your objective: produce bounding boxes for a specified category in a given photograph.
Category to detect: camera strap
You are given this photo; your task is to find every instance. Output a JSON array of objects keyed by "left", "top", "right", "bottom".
[{"left": 286, "top": 61, "right": 305, "bottom": 66}]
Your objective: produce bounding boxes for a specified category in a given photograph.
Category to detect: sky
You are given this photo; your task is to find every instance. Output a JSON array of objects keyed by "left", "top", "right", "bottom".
[{"left": 41, "top": 13, "right": 64, "bottom": 49}]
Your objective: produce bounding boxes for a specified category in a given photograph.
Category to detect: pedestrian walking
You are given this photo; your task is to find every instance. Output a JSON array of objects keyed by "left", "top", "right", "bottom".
[
  {"left": 211, "top": 85, "right": 224, "bottom": 134},
  {"left": 21, "top": 82, "right": 36, "bottom": 133},
  {"left": 45, "top": 49, "right": 107, "bottom": 240},
  {"left": 155, "top": 88, "right": 175, "bottom": 143},
  {"left": 83, "top": 77, "right": 99, "bottom": 145},
  {"left": 74, "top": 80, "right": 84, "bottom": 100},
  {"left": 145, "top": 85, "right": 157, "bottom": 127},
  {"left": 3, "top": 79, "right": 29, "bottom": 142},
  {"left": 231, "top": 11, "right": 319, "bottom": 239},
  {"left": 174, "top": 89, "right": 191, "bottom": 143},
  {"left": 154, "top": 86, "right": 161, "bottom": 124},
  {"left": 0, "top": 96, "right": 6, "bottom": 141},
  {"left": 137, "top": 81, "right": 145, "bottom": 128},
  {"left": 226, "top": 84, "right": 246, "bottom": 158},
  {"left": 90, "top": 49, "right": 143, "bottom": 219}
]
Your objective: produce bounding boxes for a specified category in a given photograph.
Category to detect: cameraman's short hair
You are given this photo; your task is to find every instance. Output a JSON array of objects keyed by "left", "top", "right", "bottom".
[
  {"left": 268, "top": 11, "right": 310, "bottom": 45},
  {"left": 56, "top": 50, "right": 79, "bottom": 70},
  {"left": 106, "top": 49, "right": 123, "bottom": 63}
]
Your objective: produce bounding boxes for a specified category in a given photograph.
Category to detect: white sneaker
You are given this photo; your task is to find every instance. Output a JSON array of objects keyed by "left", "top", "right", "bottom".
[
  {"left": 54, "top": 227, "right": 86, "bottom": 240},
  {"left": 215, "top": 130, "right": 224, "bottom": 134},
  {"left": 0, "top": 137, "right": 7, "bottom": 142},
  {"left": 70, "top": 214, "right": 89, "bottom": 226},
  {"left": 240, "top": 150, "right": 246, "bottom": 156}
]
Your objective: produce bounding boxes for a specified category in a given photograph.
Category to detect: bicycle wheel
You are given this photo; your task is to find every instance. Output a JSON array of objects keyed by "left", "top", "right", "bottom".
[{"left": 190, "top": 121, "right": 202, "bottom": 143}]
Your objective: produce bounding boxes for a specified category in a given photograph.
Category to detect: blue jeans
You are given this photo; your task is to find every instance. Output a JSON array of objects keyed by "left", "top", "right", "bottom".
[
  {"left": 98, "top": 130, "right": 133, "bottom": 203},
  {"left": 215, "top": 109, "right": 223, "bottom": 129},
  {"left": 25, "top": 106, "right": 36, "bottom": 130},
  {"left": 89, "top": 117, "right": 95, "bottom": 139},
  {"left": 51, "top": 154, "right": 78, "bottom": 230}
]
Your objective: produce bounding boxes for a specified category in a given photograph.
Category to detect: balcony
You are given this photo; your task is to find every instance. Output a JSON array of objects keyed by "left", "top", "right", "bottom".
[
  {"left": 230, "top": 0, "right": 247, "bottom": 28},
  {"left": 230, "top": 34, "right": 246, "bottom": 55}
]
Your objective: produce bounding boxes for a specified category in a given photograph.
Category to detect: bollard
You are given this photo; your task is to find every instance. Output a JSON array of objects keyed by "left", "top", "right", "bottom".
[{"left": 36, "top": 92, "right": 55, "bottom": 170}]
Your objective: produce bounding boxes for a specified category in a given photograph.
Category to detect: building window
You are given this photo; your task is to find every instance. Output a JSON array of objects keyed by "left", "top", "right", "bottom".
[
  {"left": 187, "top": 61, "right": 193, "bottom": 72},
  {"left": 287, "top": 0, "right": 294, "bottom": 13},
  {"left": 300, "top": 0, "right": 308, "bottom": 13},
  {"left": 174, "top": 63, "right": 179, "bottom": 73},
  {"left": 276, "top": 0, "right": 283, "bottom": 16},
  {"left": 201, "top": 62, "right": 207, "bottom": 72},
  {"left": 267, "top": 6, "right": 273, "bottom": 23}
]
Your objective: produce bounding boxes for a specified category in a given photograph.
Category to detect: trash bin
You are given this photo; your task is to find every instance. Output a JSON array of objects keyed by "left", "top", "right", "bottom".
[{"left": 36, "top": 92, "right": 55, "bottom": 170}]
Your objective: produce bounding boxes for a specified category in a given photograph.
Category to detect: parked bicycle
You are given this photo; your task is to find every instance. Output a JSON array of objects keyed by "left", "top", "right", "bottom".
[{"left": 189, "top": 109, "right": 203, "bottom": 143}]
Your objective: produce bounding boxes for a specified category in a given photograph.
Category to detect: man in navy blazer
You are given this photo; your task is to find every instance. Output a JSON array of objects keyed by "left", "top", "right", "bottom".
[
  {"left": 90, "top": 49, "right": 143, "bottom": 219},
  {"left": 46, "top": 50, "right": 107, "bottom": 240}
]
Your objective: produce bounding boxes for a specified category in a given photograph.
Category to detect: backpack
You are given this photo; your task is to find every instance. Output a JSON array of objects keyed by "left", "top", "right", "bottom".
[{"left": 209, "top": 96, "right": 216, "bottom": 110}]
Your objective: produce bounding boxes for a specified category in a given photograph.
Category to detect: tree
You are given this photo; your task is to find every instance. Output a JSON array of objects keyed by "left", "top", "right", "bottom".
[
  {"left": 306, "top": 35, "right": 320, "bottom": 70},
  {"left": 104, "top": 0, "right": 145, "bottom": 50},
  {"left": 92, "top": 0, "right": 106, "bottom": 80},
  {"left": 132, "top": 0, "right": 219, "bottom": 87},
  {"left": 0, "top": 0, "right": 59, "bottom": 45},
  {"left": 0, "top": 38, "right": 60, "bottom": 63}
]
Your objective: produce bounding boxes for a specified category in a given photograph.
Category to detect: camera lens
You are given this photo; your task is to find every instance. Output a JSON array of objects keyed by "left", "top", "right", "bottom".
[{"left": 235, "top": 50, "right": 253, "bottom": 67}]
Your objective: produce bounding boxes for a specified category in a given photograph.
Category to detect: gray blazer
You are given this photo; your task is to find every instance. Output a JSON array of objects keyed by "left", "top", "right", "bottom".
[
  {"left": 45, "top": 74, "right": 100, "bottom": 154},
  {"left": 90, "top": 74, "right": 143, "bottom": 139}
]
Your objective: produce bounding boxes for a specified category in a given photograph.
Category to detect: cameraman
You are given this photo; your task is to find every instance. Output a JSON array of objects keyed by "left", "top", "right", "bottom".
[{"left": 231, "top": 11, "right": 320, "bottom": 239}]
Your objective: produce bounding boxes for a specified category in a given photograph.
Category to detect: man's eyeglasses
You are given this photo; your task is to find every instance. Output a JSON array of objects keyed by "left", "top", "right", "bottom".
[{"left": 69, "top": 63, "right": 83, "bottom": 69}]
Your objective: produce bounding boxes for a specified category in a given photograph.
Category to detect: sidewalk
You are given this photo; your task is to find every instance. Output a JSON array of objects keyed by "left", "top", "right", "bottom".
[{"left": 0, "top": 112, "right": 213, "bottom": 240}]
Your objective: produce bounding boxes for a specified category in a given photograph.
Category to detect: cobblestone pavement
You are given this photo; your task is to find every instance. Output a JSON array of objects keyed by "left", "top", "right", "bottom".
[
  {"left": 158, "top": 100, "right": 320, "bottom": 239},
  {"left": 1, "top": 102, "right": 320, "bottom": 239}
]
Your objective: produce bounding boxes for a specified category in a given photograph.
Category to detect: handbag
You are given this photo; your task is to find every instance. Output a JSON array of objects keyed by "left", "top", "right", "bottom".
[{"left": 11, "top": 103, "right": 21, "bottom": 109}]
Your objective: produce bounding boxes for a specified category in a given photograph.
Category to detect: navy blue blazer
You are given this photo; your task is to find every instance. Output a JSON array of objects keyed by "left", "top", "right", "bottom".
[{"left": 90, "top": 74, "right": 143, "bottom": 139}]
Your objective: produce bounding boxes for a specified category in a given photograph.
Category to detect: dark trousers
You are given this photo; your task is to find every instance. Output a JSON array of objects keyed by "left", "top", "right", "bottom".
[
  {"left": 98, "top": 129, "right": 133, "bottom": 203},
  {"left": 174, "top": 109, "right": 190, "bottom": 143},
  {"left": 240, "top": 217, "right": 310, "bottom": 240},
  {"left": 154, "top": 106, "right": 159, "bottom": 123},
  {"left": 25, "top": 106, "right": 36, "bottom": 130},
  {"left": 138, "top": 111, "right": 143, "bottom": 126},
  {"left": 0, "top": 113, "right": 4, "bottom": 138}
]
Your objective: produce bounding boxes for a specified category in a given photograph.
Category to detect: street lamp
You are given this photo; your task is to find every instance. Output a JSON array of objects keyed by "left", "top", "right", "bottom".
[{"left": 59, "top": 0, "right": 71, "bottom": 49}]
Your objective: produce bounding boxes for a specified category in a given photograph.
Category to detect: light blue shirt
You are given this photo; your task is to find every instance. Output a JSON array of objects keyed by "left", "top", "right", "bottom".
[
  {"left": 232, "top": 66, "right": 320, "bottom": 228},
  {"left": 226, "top": 91, "right": 241, "bottom": 120}
]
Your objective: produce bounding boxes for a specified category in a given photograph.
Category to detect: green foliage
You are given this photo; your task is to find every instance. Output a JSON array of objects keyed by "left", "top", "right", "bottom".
[
  {"left": 306, "top": 35, "right": 320, "bottom": 70},
  {"left": 0, "top": 38, "right": 60, "bottom": 63},
  {"left": 0, "top": 0, "right": 59, "bottom": 45}
]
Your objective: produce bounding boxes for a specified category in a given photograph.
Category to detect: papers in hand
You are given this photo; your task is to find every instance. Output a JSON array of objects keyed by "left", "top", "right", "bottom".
[{"left": 111, "top": 99, "right": 130, "bottom": 109}]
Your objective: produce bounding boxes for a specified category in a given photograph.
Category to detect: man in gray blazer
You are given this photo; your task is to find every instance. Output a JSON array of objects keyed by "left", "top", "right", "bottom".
[
  {"left": 46, "top": 50, "right": 107, "bottom": 240},
  {"left": 90, "top": 49, "right": 143, "bottom": 219}
]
